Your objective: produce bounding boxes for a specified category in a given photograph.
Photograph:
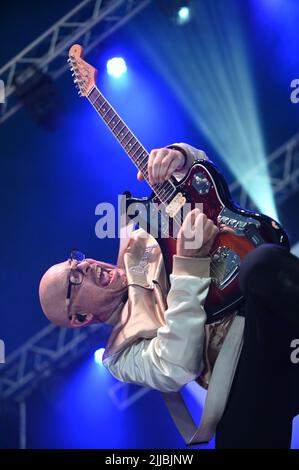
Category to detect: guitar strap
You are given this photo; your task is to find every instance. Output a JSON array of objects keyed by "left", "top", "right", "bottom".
[{"left": 162, "top": 315, "right": 245, "bottom": 446}]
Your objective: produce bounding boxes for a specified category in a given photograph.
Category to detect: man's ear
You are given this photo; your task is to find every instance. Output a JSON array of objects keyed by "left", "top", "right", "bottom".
[{"left": 69, "top": 313, "right": 94, "bottom": 328}]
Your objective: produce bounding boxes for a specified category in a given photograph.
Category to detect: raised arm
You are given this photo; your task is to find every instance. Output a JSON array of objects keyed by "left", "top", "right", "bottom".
[
  {"left": 103, "top": 210, "right": 218, "bottom": 392},
  {"left": 136, "top": 143, "right": 209, "bottom": 184}
]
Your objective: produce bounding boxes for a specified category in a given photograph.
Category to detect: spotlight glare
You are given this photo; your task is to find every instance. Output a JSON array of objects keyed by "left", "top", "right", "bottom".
[
  {"left": 177, "top": 6, "right": 190, "bottom": 25},
  {"left": 106, "top": 57, "right": 127, "bottom": 78},
  {"left": 94, "top": 348, "right": 105, "bottom": 365}
]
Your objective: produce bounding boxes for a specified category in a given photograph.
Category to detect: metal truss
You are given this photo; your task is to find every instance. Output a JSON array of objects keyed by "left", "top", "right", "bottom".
[
  {"left": 0, "top": 323, "right": 106, "bottom": 402},
  {"left": 0, "top": 322, "right": 112, "bottom": 448},
  {"left": 229, "top": 132, "right": 299, "bottom": 209},
  {"left": 0, "top": 0, "right": 151, "bottom": 125},
  {"left": 108, "top": 381, "right": 150, "bottom": 410}
]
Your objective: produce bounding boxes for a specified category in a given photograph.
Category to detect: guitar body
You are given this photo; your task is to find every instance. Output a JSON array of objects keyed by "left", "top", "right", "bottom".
[
  {"left": 68, "top": 44, "right": 289, "bottom": 323},
  {"left": 124, "top": 160, "right": 289, "bottom": 323}
]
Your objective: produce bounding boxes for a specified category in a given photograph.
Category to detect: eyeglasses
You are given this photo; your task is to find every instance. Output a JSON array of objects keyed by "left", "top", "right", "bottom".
[{"left": 66, "top": 249, "right": 86, "bottom": 308}]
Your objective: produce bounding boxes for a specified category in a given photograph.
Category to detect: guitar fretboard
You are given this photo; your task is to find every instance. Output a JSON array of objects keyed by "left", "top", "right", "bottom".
[{"left": 87, "top": 86, "right": 176, "bottom": 203}]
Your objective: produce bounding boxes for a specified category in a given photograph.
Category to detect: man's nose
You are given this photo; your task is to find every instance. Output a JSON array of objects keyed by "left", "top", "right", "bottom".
[{"left": 77, "top": 260, "right": 91, "bottom": 275}]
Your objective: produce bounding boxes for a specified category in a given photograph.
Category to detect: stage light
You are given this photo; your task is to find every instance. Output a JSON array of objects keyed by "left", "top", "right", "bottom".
[
  {"left": 94, "top": 348, "right": 105, "bottom": 365},
  {"left": 106, "top": 58, "right": 127, "bottom": 78},
  {"left": 156, "top": 1, "right": 192, "bottom": 25},
  {"left": 177, "top": 6, "right": 190, "bottom": 25}
]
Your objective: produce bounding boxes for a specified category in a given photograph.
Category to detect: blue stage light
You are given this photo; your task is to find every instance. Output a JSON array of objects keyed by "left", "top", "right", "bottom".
[
  {"left": 106, "top": 58, "right": 127, "bottom": 78},
  {"left": 94, "top": 348, "right": 105, "bottom": 365},
  {"left": 177, "top": 6, "right": 190, "bottom": 25}
]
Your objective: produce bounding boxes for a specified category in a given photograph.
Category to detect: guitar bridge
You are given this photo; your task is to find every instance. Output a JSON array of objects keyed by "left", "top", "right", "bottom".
[{"left": 165, "top": 192, "right": 186, "bottom": 218}]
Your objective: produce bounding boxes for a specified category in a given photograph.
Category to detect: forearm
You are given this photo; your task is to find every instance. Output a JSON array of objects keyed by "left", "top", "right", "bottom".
[{"left": 103, "top": 257, "right": 211, "bottom": 392}]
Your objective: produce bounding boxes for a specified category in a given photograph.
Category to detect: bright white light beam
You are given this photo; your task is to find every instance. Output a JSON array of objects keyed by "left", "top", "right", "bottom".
[{"left": 132, "top": 1, "right": 278, "bottom": 220}]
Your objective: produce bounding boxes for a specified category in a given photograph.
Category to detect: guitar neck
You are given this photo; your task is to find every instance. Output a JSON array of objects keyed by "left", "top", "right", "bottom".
[
  {"left": 88, "top": 86, "right": 150, "bottom": 177},
  {"left": 87, "top": 86, "right": 176, "bottom": 203}
]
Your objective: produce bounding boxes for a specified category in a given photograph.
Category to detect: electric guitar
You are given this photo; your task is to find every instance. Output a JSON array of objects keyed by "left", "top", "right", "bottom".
[{"left": 68, "top": 44, "right": 289, "bottom": 323}]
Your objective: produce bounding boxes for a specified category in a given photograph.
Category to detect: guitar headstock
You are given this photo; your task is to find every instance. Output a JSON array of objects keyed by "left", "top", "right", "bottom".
[{"left": 68, "top": 44, "right": 97, "bottom": 97}]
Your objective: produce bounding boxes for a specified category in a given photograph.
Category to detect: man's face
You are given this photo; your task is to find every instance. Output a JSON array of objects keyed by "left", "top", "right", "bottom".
[{"left": 39, "top": 257, "right": 128, "bottom": 328}]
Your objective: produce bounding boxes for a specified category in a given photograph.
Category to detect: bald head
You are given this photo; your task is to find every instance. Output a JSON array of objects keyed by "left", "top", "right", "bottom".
[
  {"left": 39, "top": 261, "right": 70, "bottom": 327},
  {"left": 39, "top": 257, "right": 128, "bottom": 329}
]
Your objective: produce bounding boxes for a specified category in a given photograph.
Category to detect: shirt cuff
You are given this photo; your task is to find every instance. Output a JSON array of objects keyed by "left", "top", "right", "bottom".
[
  {"left": 172, "top": 255, "right": 211, "bottom": 278},
  {"left": 166, "top": 144, "right": 188, "bottom": 170}
]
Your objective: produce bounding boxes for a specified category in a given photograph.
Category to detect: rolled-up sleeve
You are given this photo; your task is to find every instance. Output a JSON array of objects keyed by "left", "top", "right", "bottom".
[
  {"left": 103, "top": 257, "right": 211, "bottom": 392},
  {"left": 167, "top": 142, "right": 209, "bottom": 181}
]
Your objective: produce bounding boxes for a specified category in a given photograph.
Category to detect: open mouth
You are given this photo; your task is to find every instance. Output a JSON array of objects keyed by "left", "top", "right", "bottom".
[{"left": 96, "top": 266, "right": 114, "bottom": 287}]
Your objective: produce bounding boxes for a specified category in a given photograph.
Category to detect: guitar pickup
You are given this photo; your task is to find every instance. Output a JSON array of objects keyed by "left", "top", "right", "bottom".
[{"left": 165, "top": 192, "right": 186, "bottom": 218}]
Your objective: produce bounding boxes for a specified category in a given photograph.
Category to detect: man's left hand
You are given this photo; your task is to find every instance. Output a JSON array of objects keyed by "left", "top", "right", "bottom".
[{"left": 137, "top": 147, "right": 185, "bottom": 185}]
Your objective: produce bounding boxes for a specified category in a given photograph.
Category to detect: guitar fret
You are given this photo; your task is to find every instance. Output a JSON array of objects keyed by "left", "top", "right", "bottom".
[
  {"left": 109, "top": 115, "right": 119, "bottom": 127},
  {"left": 114, "top": 122, "right": 124, "bottom": 134},
  {"left": 117, "top": 125, "right": 127, "bottom": 138},
  {"left": 119, "top": 130, "right": 130, "bottom": 143},
  {"left": 89, "top": 88, "right": 96, "bottom": 98},
  {"left": 124, "top": 136, "right": 136, "bottom": 149},
  {"left": 111, "top": 117, "right": 120, "bottom": 129},
  {"left": 135, "top": 147, "right": 144, "bottom": 159},
  {"left": 98, "top": 100, "right": 109, "bottom": 115},
  {"left": 105, "top": 110, "right": 116, "bottom": 124},
  {"left": 91, "top": 91, "right": 101, "bottom": 105},
  {"left": 102, "top": 106, "right": 110, "bottom": 117},
  {"left": 128, "top": 140, "right": 139, "bottom": 155},
  {"left": 139, "top": 162, "right": 148, "bottom": 174},
  {"left": 131, "top": 143, "right": 142, "bottom": 157},
  {"left": 123, "top": 133, "right": 133, "bottom": 146},
  {"left": 94, "top": 95, "right": 104, "bottom": 108},
  {"left": 87, "top": 87, "right": 176, "bottom": 204},
  {"left": 122, "top": 131, "right": 132, "bottom": 142},
  {"left": 137, "top": 153, "right": 148, "bottom": 167}
]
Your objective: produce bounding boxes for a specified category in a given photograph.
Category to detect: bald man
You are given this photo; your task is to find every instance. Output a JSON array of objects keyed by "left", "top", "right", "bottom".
[
  {"left": 39, "top": 143, "right": 299, "bottom": 449},
  {"left": 39, "top": 143, "right": 209, "bottom": 329}
]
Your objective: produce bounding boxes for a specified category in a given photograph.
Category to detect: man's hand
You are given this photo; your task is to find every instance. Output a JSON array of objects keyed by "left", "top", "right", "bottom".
[
  {"left": 177, "top": 209, "right": 219, "bottom": 258},
  {"left": 137, "top": 147, "right": 185, "bottom": 185}
]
